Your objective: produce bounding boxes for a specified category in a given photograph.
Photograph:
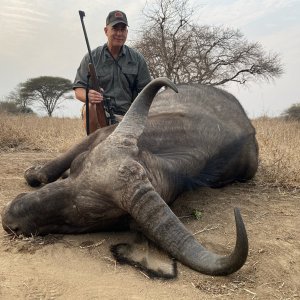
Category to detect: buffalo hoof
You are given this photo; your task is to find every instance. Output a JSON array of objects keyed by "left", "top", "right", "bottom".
[{"left": 24, "top": 165, "right": 44, "bottom": 187}]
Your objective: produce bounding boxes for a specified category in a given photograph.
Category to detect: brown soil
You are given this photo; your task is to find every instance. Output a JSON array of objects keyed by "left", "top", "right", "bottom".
[{"left": 0, "top": 152, "right": 299, "bottom": 300}]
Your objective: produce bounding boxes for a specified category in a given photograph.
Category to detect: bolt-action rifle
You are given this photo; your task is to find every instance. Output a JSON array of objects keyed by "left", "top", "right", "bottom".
[{"left": 79, "top": 10, "right": 108, "bottom": 133}]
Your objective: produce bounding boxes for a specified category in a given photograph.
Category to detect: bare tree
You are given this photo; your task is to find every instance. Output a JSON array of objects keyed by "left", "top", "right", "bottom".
[
  {"left": 7, "top": 83, "right": 33, "bottom": 113},
  {"left": 133, "top": 0, "right": 283, "bottom": 85},
  {"left": 136, "top": 0, "right": 194, "bottom": 81}
]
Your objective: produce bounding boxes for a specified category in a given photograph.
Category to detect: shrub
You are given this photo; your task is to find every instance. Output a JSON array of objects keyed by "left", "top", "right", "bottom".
[
  {"left": 0, "top": 101, "right": 35, "bottom": 115},
  {"left": 282, "top": 103, "right": 300, "bottom": 121}
]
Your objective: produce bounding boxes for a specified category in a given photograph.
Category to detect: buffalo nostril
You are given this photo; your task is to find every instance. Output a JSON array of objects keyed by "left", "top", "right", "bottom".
[
  {"left": 3, "top": 223, "right": 19, "bottom": 236},
  {"left": 11, "top": 226, "right": 19, "bottom": 233}
]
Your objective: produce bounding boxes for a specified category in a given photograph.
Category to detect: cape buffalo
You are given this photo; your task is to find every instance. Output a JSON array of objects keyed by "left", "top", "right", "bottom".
[{"left": 1, "top": 77, "right": 258, "bottom": 278}]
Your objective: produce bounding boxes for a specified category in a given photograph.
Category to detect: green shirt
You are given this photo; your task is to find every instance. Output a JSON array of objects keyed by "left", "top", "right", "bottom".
[{"left": 73, "top": 43, "right": 151, "bottom": 115}]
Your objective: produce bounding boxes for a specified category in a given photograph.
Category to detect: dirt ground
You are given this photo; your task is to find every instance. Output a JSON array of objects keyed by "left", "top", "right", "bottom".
[{"left": 0, "top": 151, "right": 299, "bottom": 300}]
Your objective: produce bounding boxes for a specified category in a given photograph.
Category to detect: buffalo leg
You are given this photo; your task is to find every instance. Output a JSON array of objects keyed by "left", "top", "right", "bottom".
[{"left": 25, "top": 130, "right": 108, "bottom": 187}]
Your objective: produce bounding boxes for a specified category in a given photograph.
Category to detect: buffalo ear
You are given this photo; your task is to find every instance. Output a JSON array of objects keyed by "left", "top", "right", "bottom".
[{"left": 110, "top": 233, "right": 177, "bottom": 280}]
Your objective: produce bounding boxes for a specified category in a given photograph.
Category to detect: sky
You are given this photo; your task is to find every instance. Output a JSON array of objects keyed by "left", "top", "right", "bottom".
[{"left": 0, "top": 0, "right": 299, "bottom": 118}]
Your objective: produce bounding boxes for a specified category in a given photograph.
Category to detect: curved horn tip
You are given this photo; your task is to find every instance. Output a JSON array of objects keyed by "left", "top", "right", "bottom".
[
  {"left": 233, "top": 207, "right": 242, "bottom": 222},
  {"left": 164, "top": 77, "right": 178, "bottom": 94},
  {"left": 233, "top": 207, "right": 246, "bottom": 230},
  {"left": 153, "top": 77, "right": 178, "bottom": 94},
  {"left": 234, "top": 207, "right": 240, "bottom": 216},
  {"left": 233, "top": 206, "right": 248, "bottom": 250}
]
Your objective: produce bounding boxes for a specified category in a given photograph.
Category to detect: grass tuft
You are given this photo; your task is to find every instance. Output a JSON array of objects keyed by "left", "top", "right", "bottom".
[{"left": 253, "top": 117, "right": 300, "bottom": 188}]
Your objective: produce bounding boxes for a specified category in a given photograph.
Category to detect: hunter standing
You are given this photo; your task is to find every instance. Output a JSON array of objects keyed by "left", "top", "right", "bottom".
[{"left": 73, "top": 10, "right": 151, "bottom": 133}]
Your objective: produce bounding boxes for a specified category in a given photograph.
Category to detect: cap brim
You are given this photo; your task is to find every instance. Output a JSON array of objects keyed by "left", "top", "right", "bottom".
[{"left": 108, "top": 20, "right": 128, "bottom": 27}]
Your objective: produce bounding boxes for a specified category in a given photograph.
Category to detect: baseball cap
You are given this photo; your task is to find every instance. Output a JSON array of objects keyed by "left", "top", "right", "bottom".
[{"left": 106, "top": 10, "right": 128, "bottom": 26}]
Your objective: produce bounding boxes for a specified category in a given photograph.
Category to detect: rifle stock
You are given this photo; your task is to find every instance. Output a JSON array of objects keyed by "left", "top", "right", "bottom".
[{"left": 88, "top": 63, "right": 108, "bottom": 128}]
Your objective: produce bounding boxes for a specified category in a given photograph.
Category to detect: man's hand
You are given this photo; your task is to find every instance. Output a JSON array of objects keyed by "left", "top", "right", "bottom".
[
  {"left": 74, "top": 87, "right": 104, "bottom": 105},
  {"left": 88, "top": 89, "right": 104, "bottom": 104}
]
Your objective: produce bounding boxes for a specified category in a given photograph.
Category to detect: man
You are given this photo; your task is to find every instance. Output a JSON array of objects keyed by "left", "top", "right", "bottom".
[{"left": 73, "top": 10, "right": 151, "bottom": 133}]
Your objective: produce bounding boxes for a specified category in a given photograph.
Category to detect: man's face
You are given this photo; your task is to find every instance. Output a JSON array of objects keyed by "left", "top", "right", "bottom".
[{"left": 104, "top": 23, "right": 128, "bottom": 48}]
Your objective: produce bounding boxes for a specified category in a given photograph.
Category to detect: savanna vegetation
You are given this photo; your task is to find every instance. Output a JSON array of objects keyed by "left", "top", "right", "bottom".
[
  {"left": 7, "top": 76, "right": 73, "bottom": 117},
  {"left": 134, "top": 0, "right": 283, "bottom": 85},
  {"left": 0, "top": 114, "right": 83, "bottom": 152},
  {"left": 0, "top": 113, "right": 299, "bottom": 189},
  {"left": 1, "top": 0, "right": 284, "bottom": 118}
]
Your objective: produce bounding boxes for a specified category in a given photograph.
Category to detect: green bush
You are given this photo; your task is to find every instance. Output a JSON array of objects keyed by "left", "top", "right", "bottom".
[
  {"left": 282, "top": 103, "right": 300, "bottom": 121},
  {"left": 0, "top": 101, "right": 34, "bottom": 115}
]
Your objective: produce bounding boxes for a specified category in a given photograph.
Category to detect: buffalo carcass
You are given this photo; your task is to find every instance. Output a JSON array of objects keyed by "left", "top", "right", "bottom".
[{"left": 1, "top": 78, "right": 258, "bottom": 278}]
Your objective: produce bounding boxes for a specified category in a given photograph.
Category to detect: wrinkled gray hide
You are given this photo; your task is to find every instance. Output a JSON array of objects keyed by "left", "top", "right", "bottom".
[{"left": 2, "top": 78, "right": 258, "bottom": 277}]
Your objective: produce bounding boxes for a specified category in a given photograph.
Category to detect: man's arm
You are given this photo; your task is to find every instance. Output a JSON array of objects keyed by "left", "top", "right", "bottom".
[
  {"left": 73, "top": 54, "right": 104, "bottom": 105},
  {"left": 74, "top": 87, "right": 106, "bottom": 133},
  {"left": 74, "top": 87, "right": 103, "bottom": 105},
  {"left": 74, "top": 87, "right": 86, "bottom": 103}
]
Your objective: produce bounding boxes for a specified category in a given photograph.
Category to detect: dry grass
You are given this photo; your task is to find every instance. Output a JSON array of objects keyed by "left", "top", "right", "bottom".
[
  {"left": 0, "top": 113, "right": 299, "bottom": 188},
  {"left": 253, "top": 117, "right": 300, "bottom": 188},
  {"left": 0, "top": 113, "right": 84, "bottom": 152}
]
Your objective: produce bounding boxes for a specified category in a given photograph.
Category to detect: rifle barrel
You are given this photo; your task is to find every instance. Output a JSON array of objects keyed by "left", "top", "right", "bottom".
[{"left": 79, "top": 10, "right": 96, "bottom": 67}]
